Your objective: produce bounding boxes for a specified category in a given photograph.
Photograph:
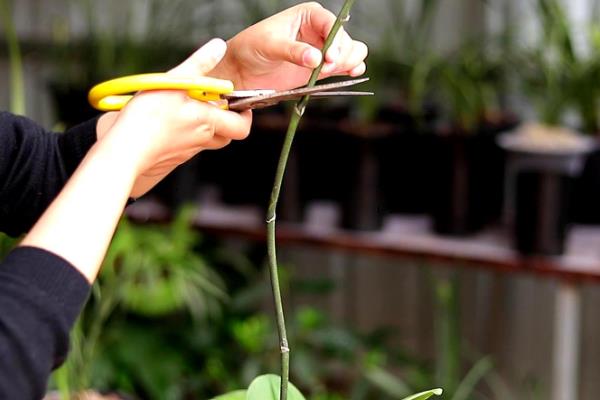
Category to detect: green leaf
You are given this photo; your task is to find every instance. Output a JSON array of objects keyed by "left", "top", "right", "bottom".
[
  {"left": 210, "top": 390, "right": 247, "bottom": 400},
  {"left": 363, "top": 366, "right": 411, "bottom": 398},
  {"left": 451, "top": 357, "right": 493, "bottom": 400},
  {"left": 246, "top": 374, "right": 306, "bottom": 400},
  {"left": 401, "top": 388, "right": 443, "bottom": 400}
]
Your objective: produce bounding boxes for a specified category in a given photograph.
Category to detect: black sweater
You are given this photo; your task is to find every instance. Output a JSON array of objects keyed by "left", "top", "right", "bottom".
[{"left": 0, "top": 112, "right": 96, "bottom": 399}]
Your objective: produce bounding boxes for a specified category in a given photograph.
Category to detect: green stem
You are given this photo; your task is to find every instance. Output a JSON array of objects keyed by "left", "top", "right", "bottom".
[
  {"left": 0, "top": 0, "right": 25, "bottom": 115},
  {"left": 265, "top": 1, "right": 356, "bottom": 399}
]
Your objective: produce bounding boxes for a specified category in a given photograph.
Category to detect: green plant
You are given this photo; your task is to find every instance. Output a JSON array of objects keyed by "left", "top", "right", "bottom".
[
  {"left": 46, "top": 214, "right": 443, "bottom": 399},
  {"left": 0, "top": 0, "right": 25, "bottom": 115},
  {"left": 0, "top": 233, "right": 18, "bottom": 258},
  {"left": 363, "top": 271, "right": 522, "bottom": 400},
  {"left": 50, "top": 0, "right": 204, "bottom": 89},
  {"left": 353, "top": 0, "right": 441, "bottom": 121},
  {"left": 520, "top": 0, "right": 600, "bottom": 132},
  {"left": 436, "top": 41, "right": 507, "bottom": 132},
  {"left": 198, "top": 262, "right": 439, "bottom": 400},
  {"left": 52, "top": 207, "right": 227, "bottom": 397}
]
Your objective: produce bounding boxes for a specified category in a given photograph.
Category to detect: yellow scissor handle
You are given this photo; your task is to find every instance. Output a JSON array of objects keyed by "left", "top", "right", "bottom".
[{"left": 88, "top": 73, "right": 235, "bottom": 111}]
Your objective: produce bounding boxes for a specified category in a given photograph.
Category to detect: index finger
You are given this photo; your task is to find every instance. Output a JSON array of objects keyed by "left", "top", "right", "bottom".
[
  {"left": 304, "top": 3, "right": 352, "bottom": 64},
  {"left": 305, "top": 2, "right": 338, "bottom": 40}
]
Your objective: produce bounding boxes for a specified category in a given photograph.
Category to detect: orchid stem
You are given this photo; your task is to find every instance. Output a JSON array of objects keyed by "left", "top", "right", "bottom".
[{"left": 265, "top": 1, "right": 356, "bottom": 399}]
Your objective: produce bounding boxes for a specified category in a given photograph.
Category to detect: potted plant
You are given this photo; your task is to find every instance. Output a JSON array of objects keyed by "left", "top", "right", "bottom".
[
  {"left": 501, "top": 0, "right": 598, "bottom": 255},
  {"left": 429, "top": 33, "right": 517, "bottom": 236},
  {"left": 570, "top": 13, "right": 600, "bottom": 224},
  {"left": 363, "top": 0, "right": 442, "bottom": 219},
  {"left": 292, "top": 0, "right": 444, "bottom": 233}
]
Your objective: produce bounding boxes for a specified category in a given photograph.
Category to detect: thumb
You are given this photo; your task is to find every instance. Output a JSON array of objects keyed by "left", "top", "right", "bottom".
[
  {"left": 265, "top": 39, "right": 323, "bottom": 69},
  {"left": 169, "top": 38, "right": 228, "bottom": 76}
]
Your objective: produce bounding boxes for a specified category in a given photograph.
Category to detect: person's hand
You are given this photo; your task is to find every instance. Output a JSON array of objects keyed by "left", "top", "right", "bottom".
[
  {"left": 97, "top": 39, "right": 252, "bottom": 198},
  {"left": 23, "top": 39, "right": 250, "bottom": 283},
  {"left": 210, "top": 2, "right": 368, "bottom": 90}
]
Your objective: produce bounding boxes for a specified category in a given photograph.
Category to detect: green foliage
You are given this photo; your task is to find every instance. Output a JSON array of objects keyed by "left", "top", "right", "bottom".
[
  {"left": 51, "top": 207, "right": 227, "bottom": 397},
  {"left": 519, "top": 0, "right": 600, "bottom": 131},
  {"left": 401, "top": 389, "right": 443, "bottom": 400},
  {"left": 0, "top": 0, "right": 25, "bottom": 115},
  {"left": 363, "top": 365, "right": 412, "bottom": 398},
  {"left": 50, "top": 0, "right": 206, "bottom": 88},
  {"left": 0, "top": 233, "right": 18, "bottom": 258},
  {"left": 363, "top": 272, "right": 503, "bottom": 400},
  {"left": 211, "top": 375, "right": 306, "bottom": 400},
  {"left": 46, "top": 211, "right": 448, "bottom": 399},
  {"left": 359, "top": 0, "right": 510, "bottom": 132},
  {"left": 365, "top": 0, "right": 441, "bottom": 117},
  {"left": 211, "top": 390, "right": 248, "bottom": 400},
  {"left": 436, "top": 41, "right": 506, "bottom": 132},
  {"left": 106, "top": 207, "right": 227, "bottom": 319},
  {"left": 452, "top": 357, "right": 493, "bottom": 400},
  {"left": 434, "top": 276, "right": 461, "bottom": 393},
  {"left": 246, "top": 374, "right": 305, "bottom": 400}
]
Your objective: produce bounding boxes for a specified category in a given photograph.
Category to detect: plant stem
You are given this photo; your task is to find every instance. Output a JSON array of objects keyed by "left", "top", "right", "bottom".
[{"left": 265, "top": 1, "right": 356, "bottom": 399}]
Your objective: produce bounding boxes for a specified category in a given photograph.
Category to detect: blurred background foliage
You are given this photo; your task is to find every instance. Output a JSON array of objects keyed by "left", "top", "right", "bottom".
[{"left": 42, "top": 209, "right": 523, "bottom": 399}]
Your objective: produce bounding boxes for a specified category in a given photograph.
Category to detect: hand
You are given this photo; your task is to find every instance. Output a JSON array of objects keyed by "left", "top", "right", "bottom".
[
  {"left": 210, "top": 2, "right": 368, "bottom": 90},
  {"left": 97, "top": 39, "right": 252, "bottom": 198}
]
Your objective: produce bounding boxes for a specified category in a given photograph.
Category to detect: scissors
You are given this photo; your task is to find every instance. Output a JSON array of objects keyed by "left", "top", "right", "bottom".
[{"left": 88, "top": 73, "right": 373, "bottom": 112}]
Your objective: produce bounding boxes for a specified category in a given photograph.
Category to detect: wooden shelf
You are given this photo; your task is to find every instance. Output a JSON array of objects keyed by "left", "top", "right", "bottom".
[{"left": 126, "top": 200, "right": 600, "bottom": 284}]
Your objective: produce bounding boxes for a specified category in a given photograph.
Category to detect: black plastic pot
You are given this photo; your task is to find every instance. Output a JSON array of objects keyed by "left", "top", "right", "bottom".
[
  {"left": 498, "top": 126, "right": 595, "bottom": 256},
  {"left": 338, "top": 133, "right": 386, "bottom": 230},
  {"left": 431, "top": 134, "right": 482, "bottom": 235},
  {"left": 193, "top": 109, "right": 297, "bottom": 217},
  {"left": 375, "top": 103, "right": 441, "bottom": 217},
  {"left": 515, "top": 171, "right": 572, "bottom": 255},
  {"left": 295, "top": 102, "right": 392, "bottom": 231},
  {"left": 573, "top": 147, "right": 600, "bottom": 224},
  {"left": 296, "top": 122, "right": 362, "bottom": 229},
  {"left": 429, "top": 117, "right": 518, "bottom": 236},
  {"left": 378, "top": 129, "right": 436, "bottom": 216},
  {"left": 430, "top": 132, "right": 504, "bottom": 236}
]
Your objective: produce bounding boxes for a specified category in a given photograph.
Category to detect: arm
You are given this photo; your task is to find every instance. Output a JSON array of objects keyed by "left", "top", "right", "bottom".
[
  {"left": 0, "top": 39, "right": 251, "bottom": 398},
  {"left": 0, "top": 112, "right": 98, "bottom": 236},
  {"left": 0, "top": 110, "right": 149, "bottom": 236}
]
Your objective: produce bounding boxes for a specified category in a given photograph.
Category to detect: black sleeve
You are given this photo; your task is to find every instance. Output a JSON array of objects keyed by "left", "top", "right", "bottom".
[
  {"left": 0, "top": 246, "right": 90, "bottom": 399},
  {"left": 0, "top": 112, "right": 98, "bottom": 237}
]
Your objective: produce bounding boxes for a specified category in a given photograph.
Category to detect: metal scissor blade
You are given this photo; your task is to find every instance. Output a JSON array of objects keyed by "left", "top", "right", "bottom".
[
  {"left": 310, "top": 91, "right": 374, "bottom": 98},
  {"left": 227, "top": 77, "right": 371, "bottom": 111}
]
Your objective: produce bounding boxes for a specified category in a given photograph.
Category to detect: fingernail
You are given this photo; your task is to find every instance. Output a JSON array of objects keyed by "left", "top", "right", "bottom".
[
  {"left": 303, "top": 48, "right": 322, "bottom": 68},
  {"left": 205, "top": 38, "right": 227, "bottom": 59}
]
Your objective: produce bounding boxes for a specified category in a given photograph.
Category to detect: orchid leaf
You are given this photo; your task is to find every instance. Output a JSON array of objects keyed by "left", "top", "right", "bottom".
[
  {"left": 401, "top": 388, "right": 443, "bottom": 400},
  {"left": 210, "top": 390, "right": 247, "bottom": 400},
  {"left": 246, "top": 374, "right": 306, "bottom": 400}
]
